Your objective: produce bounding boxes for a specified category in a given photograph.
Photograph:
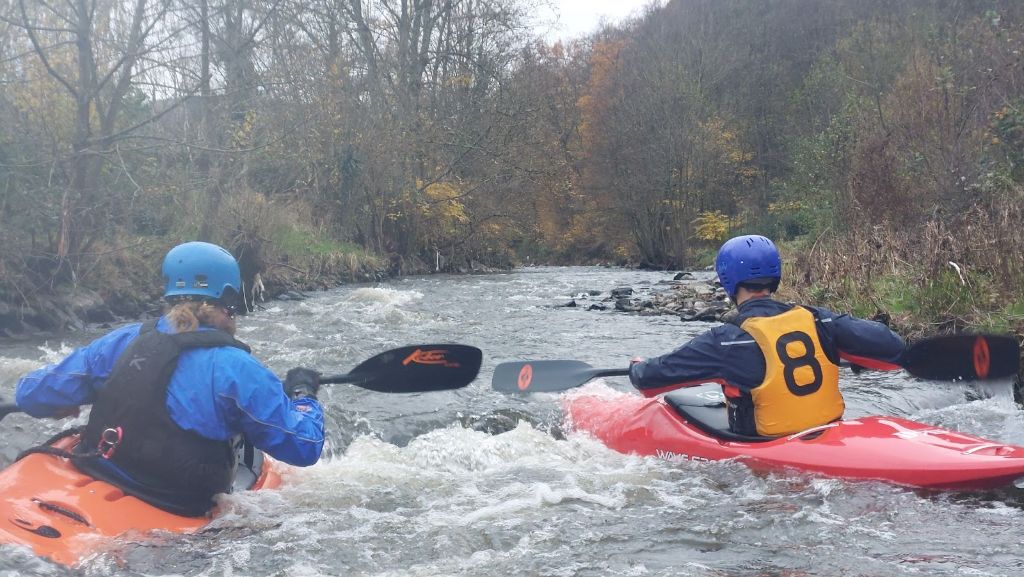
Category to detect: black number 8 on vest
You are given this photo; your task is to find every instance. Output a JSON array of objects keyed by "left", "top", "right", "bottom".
[{"left": 775, "top": 331, "right": 824, "bottom": 396}]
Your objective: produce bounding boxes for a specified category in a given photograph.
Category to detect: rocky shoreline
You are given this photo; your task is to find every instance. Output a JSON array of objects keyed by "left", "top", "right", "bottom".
[
  {"left": 0, "top": 287, "right": 130, "bottom": 339},
  {"left": 0, "top": 260, "right": 505, "bottom": 341},
  {"left": 0, "top": 286, "right": 334, "bottom": 341},
  {"left": 561, "top": 271, "right": 735, "bottom": 323}
]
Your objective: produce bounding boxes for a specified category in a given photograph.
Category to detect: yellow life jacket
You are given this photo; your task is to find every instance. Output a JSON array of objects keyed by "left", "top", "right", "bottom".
[{"left": 740, "top": 306, "right": 843, "bottom": 436}]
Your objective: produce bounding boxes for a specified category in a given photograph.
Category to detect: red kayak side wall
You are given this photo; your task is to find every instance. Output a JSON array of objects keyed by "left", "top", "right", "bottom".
[{"left": 563, "top": 392, "right": 1024, "bottom": 490}]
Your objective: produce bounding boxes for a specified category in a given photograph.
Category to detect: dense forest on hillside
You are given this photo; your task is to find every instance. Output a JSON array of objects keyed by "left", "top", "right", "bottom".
[{"left": 0, "top": 0, "right": 1022, "bottom": 334}]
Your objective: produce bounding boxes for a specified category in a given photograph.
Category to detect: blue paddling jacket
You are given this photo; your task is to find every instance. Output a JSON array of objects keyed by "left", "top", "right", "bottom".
[
  {"left": 15, "top": 317, "right": 325, "bottom": 471},
  {"left": 628, "top": 298, "right": 906, "bottom": 436}
]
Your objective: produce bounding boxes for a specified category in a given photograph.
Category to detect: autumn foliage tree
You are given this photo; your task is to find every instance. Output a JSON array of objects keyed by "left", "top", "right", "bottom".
[
  {"left": 1, "top": 0, "right": 1024, "bottom": 330},
  {"left": 4, "top": 0, "right": 175, "bottom": 279}
]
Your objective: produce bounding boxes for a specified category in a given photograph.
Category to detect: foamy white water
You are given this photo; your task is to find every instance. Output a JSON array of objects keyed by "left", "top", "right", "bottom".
[{"left": 2, "top": 267, "right": 1023, "bottom": 576}]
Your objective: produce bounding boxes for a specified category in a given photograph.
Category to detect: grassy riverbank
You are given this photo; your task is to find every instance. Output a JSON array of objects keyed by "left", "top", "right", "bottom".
[
  {"left": 779, "top": 224, "right": 1024, "bottom": 342},
  {"left": 3, "top": 214, "right": 1022, "bottom": 361}
]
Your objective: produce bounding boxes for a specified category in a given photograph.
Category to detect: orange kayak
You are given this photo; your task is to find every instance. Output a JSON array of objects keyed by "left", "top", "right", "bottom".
[{"left": 0, "top": 434, "right": 282, "bottom": 566}]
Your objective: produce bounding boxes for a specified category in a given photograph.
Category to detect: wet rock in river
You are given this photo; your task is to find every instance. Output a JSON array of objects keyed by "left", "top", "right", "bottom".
[{"left": 576, "top": 271, "right": 734, "bottom": 323}]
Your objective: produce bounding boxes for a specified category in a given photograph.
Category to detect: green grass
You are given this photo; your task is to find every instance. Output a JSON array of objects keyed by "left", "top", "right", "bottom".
[
  {"left": 982, "top": 298, "right": 1024, "bottom": 334},
  {"left": 799, "top": 269, "right": 1020, "bottom": 337},
  {"left": 274, "top": 227, "right": 367, "bottom": 258}
]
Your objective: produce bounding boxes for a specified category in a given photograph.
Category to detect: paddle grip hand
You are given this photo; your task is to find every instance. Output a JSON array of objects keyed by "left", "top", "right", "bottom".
[{"left": 284, "top": 368, "right": 321, "bottom": 400}]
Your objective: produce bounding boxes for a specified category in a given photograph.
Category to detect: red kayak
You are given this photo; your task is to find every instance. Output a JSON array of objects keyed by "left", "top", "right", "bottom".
[
  {"left": 563, "top": 384, "right": 1024, "bottom": 490},
  {"left": 0, "top": 434, "right": 283, "bottom": 566}
]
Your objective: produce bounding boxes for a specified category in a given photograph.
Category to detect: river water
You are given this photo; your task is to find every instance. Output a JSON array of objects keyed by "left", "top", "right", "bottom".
[{"left": 1, "top": 266, "right": 1023, "bottom": 576}]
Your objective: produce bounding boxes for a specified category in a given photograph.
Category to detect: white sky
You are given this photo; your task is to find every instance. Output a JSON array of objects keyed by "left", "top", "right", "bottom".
[{"left": 540, "top": 0, "right": 657, "bottom": 42}]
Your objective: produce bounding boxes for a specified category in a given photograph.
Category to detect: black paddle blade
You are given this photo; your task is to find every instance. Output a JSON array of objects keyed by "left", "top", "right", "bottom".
[
  {"left": 491, "top": 360, "right": 630, "bottom": 393},
  {"left": 903, "top": 334, "right": 1020, "bottom": 381},
  {"left": 323, "top": 344, "right": 482, "bottom": 393}
]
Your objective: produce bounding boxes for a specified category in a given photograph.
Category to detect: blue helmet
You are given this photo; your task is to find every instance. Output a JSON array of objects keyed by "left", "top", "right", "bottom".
[
  {"left": 162, "top": 241, "right": 241, "bottom": 301},
  {"left": 714, "top": 235, "right": 782, "bottom": 299}
]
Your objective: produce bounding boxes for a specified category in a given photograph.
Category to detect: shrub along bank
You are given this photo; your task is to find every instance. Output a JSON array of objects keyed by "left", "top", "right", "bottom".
[
  {"left": 0, "top": 228, "right": 385, "bottom": 339},
  {"left": 781, "top": 221, "right": 1024, "bottom": 340}
]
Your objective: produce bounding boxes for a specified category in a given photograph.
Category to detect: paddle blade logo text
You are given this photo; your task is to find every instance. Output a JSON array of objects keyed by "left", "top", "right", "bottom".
[
  {"left": 402, "top": 348, "right": 461, "bottom": 368},
  {"left": 517, "top": 364, "right": 533, "bottom": 390},
  {"left": 973, "top": 336, "right": 990, "bottom": 379}
]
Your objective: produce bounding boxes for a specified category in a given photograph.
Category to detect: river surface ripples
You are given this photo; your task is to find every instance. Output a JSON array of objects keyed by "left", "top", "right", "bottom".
[{"left": 1, "top": 266, "right": 1022, "bottom": 576}]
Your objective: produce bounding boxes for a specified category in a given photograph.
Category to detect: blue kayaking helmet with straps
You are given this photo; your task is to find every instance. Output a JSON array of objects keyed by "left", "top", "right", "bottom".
[
  {"left": 715, "top": 234, "right": 782, "bottom": 300},
  {"left": 162, "top": 241, "right": 241, "bottom": 301}
]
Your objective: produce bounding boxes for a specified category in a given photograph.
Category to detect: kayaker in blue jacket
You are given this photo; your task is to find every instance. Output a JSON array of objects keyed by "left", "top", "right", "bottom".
[
  {"left": 14, "top": 241, "right": 325, "bottom": 515},
  {"left": 629, "top": 234, "right": 906, "bottom": 437}
]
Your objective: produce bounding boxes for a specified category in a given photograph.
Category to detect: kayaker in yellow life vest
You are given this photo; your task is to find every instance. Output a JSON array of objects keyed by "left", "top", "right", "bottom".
[{"left": 628, "top": 235, "right": 906, "bottom": 437}]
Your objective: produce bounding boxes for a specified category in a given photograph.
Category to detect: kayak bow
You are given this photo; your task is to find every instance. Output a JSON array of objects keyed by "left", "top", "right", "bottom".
[{"left": 0, "top": 434, "right": 282, "bottom": 566}]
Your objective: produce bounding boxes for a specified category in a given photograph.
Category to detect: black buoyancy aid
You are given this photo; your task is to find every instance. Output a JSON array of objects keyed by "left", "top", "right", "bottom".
[
  {"left": 77, "top": 320, "right": 251, "bottom": 515},
  {"left": 738, "top": 305, "right": 843, "bottom": 436}
]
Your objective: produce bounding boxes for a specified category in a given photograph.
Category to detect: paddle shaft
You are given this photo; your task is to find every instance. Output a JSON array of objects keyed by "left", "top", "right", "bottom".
[
  {"left": 492, "top": 334, "right": 1019, "bottom": 393},
  {"left": 588, "top": 368, "right": 630, "bottom": 379}
]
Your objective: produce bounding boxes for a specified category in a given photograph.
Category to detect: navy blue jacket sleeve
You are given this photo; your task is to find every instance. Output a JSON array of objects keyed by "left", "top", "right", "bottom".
[
  {"left": 809, "top": 306, "right": 905, "bottom": 369},
  {"left": 628, "top": 325, "right": 766, "bottom": 396}
]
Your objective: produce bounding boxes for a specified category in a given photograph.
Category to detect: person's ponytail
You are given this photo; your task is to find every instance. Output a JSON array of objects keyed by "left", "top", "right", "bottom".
[{"left": 165, "top": 301, "right": 220, "bottom": 333}]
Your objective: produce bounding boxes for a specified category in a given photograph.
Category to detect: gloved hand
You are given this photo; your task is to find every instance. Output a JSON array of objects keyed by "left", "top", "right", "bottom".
[{"left": 284, "top": 367, "right": 322, "bottom": 400}]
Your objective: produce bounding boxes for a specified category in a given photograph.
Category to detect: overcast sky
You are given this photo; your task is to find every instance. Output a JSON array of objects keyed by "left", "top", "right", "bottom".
[{"left": 540, "top": 0, "right": 657, "bottom": 42}]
